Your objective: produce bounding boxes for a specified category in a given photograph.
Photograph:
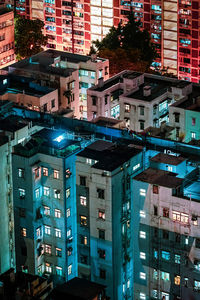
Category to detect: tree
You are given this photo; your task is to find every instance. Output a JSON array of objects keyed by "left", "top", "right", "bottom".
[
  {"left": 91, "top": 13, "right": 157, "bottom": 76},
  {"left": 15, "top": 16, "right": 47, "bottom": 60}
]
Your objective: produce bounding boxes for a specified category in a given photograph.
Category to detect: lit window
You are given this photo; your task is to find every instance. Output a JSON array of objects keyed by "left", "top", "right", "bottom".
[
  {"left": 3, "top": 79, "right": 7, "bottom": 85},
  {"left": 81, "top": 235, "right": 88, "bottom": 245},
  {"left": 194, "top": 280, "right": 200, "bottom": 290},
  {"left": 140, "top": 252, "right": 146, "bottom": 260},
  {"left": 192, "top": 118, "right": 196, "bottom": 126},
  {"left": 18, "top": 168, "right": 24, "bottom": 178},
  {"left": 43, "top": 167, "right": 48, "bottom": 176},
  {"left": 19, "top": 188, "right": 25, "bottom": 199},
  {"left": 55, "top": 209, "right": 61, "bottom": 218},
  {"left": 66, "top": 188, "right": 70, "bottom": 198},
  {"left": 175, "top": 254, "right": 181, "bottom": 264},
  {"left": 35, "top": 188, "right": 40, "bottom": 199},
  {"left": 172, "top": 211, "right": 189, "bottom": 224},
  {"left": 161, "top": 292, "right": 169, "bottom": 299},
  {"left": 192, "top": 215, "right": 198, "bottom": 226},
  {"left": 56, "top": 247, "right": 62, "bottom": 257},
  {"left": 66, "top": 208, "right": 70, "bottom": 217},
  {"left": 86, "top": 158, "right": 92, "bottom": 164},
  {"left": 66, "top": 168, "right": 71, "bottom": 178},
  {"left": 153, "top": 269, "right": 158, "bottom": 280},
  {"left": 174, "top": 275, "right": 181, "bottom": 285},
  {"left": 98, "top": 209, "right": 105, "bottom": 220},
  {"left": 140, "top": 293, "right": 146, "bottom": 300},
  {"left": 55, "top": 228, "right": 61, "bottom": 238},
  {"left": 140, "top": 210, "right": 146, "bottom": 218},
  {"left": 140, "top": 231, "right": 146, "bottom": 239},
  {"left": 68, "top": 264, "right": 72, "bottom": 275},
  {"left": 185, "top": 237, "right": 189, "bottom": 245},
  {"left": 44, "top": 225, "right": 51, "bottom": 235},
  {"left": 56, "top": 266, "right": 62, "bottom": 276},
  {"left": 45, "top": 263, "right": 52, "bottom": 273},
  {"left": 125, "top": 104, "right": 130, "bottom": 112},
  {"left": 152, "top": 290, "right": 158, "bottom": 299},
  {"left": 161, "top": 251, "right": 170, "bottom": 261},
  {"left": 54, "top": 189, "right": 61, "bottom": 199},
  {"left": 154, "top": 249, "right": 158, "bottom": 259},
  {"left": 53, "top": 169, "right": 59, "bottom": 179},
  {"left": 37, "top": 265, "right": 43, "bottom": 275},
  {"left": 21, "top": 227, "right": 27, "bottom": 237},
  {"left": 67, "top": 228, "right": 71, "bottom": 238},
  {"left": 34, "top": 167, "right": 40, "bottom": 179},
  {"left": 163, "top": 207, "right": 169, "bottom": 218},
  {"left": 80, "top": 196, "right": 87, "bottom": 206},
  {"left": 127, "top": 279, "right": 130, "bottom": 289},
  {"left": 167, "top": 165, "right": 173, "bottom": 172},
  {"left": 43, "top": 186, "right": 50, "bottom": 196},
  {"left": 191, "top": 132, "right": 196, "bottom": 139},
  {"left": 44, "top": 206, "right": 50, "bottom": 216},
  {"left": 133, "top": 163, "right": 140, "bottom": 171},
  {"left": 80, "top": 216, "right": 87, "bottom": 226},
  {"left": 36, "top": 227, "right": 41, "bottom": 238},
  {"left": 44, "top": 244, "right": 51, "bottom": 254},
  {"left": 140, "top": 189, "right": 146, "bottom": 196},
  {"left": 140, "top": 272, "right": 146, "bottom": 280},
  {"left": 161, "top": 271, "right": 170, "bottom": 281}
]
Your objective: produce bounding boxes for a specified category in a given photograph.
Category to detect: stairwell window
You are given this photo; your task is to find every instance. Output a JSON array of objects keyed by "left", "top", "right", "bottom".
[
  {"left": 140, "top": 231, "right": 146, "bottom": 239},
  {"left": 140, "top": 189, "right": 146, "bottom": 196},
  {"left": 140, "top": 272, "right": 146, "bottom": 280},
  {"left": 140, "top": 210, "right": 146, "bottom": 218},
  {"left": 18, "top": 168, "right": 24, "bottom": 178},
  {"left": 140, "top": 252, "right": 146, "bottom": 260}
]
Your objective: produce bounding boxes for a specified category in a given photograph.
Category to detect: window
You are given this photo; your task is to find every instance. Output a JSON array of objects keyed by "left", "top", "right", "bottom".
[
  {"left": 133, "top": 163, "right": 140, "bottom": 171},
  {"left": 18, "top": 168, "right": 24, "bottom": 178},
  {"left": 184, "top": 277, "right": 188, "bottom": 287},
  {"left": 19, "top": 208, "right": 26, "bottom": 218},
  {"left": 174, "top": 113, "right": 180, "bottom": 123},
  {"left": 43, "top": 167, "right": 48, "bottom": 176},
  {"left": 140, "top": 272, "right": 146, "bottom": 280},
  {"left": 175, "top": 254, "right": 181, "bottom": 264},
  {"left": 56, "top": 266, "right": 62, "bottom": 276},
  {"left": 154, "top": 205, "right": 158, "bottom": 216},
  {"left": 192, "top": 215, "right": 198, "bottom": 226},
  {"left": 185, "top": 237, "right": 189, "bottom": 245},
  {"left": 80, "top": 196, "right": 87, "bottom": 206},
  {"left": 54, "top": 189, "right": 61, "bottom": 199},
  {"left": 140, "top": 121, "right": 144, "bottom": 130},
  {"left": 163, "top": 207, "right": 169, "bottom": 218},
  {"left": 161, "top": 271, "right": 170, "bottom": 281},
  {"left": 80, "top": 255, "right": 88, "bottom": 264},
  {"left": 191, "top": 132, "right": 196, "bottom": 139},
  {"left": 140, "top": 106, "right": 144, "bottom": 115},
  {"left": 44, "top": 206, "right": 50, "bottom": 216},
  {"left": 174, "top": 275, "right": 180, "bottom": 285},
  {"left": 163, "top": 230, "right": 169, "bottom": 239},
  {"left": 80, "top": 235, "right": 87, "bottom": 245},
  {"left": 44, "top": 244, "right": 51, "bottom": 254},
  {"left": 55, "top": 209, "right": 61, "bottom": 218},
  {"left": 92, "top": 96, "right": 97, "bottom": 106},
  {"left": 140, "top": 189, "right": 146, "bottom": 196},
  {"left": 175, "top": 233, "right": 181, "bottom": 243},
  {"left": 99, "top": 268, "right": 106, "bottom": 279},
  {"left": 56, "top": 247, "right": 62, "bottom": 257},
  {"left": 161, "top": 251, "right": 170, "bottom": 261},
  {"left": 66, "top": 188, "right": 70, "bottom": 198},
  {"left": 152, "top": 290, "right": 158, "bottom": 299},
  {"left": 192, "top": 118, "right": 196, "bottom": 126},
  {"left": 66, "top": 168, "right": 71, "bottom": 178},
  {"left": 98, "top": 209, "right": 105, "bottom": 220},
  {"left": 97, "top": 188, "right": 104, "bottom": 199},
  {"left": 55, "top": 228, "right": 61, "bottom": 238},
  {"left": 35, "top": 188, "right": 40, "bottom": 199},
  {"left": 140, "top": 293, "right": 146, "bottom": 300},
  {"left": 67, "top": 228, "right": 71, "bottom": 238},
  {"left": 36, "top": 227, "right": 41, "bottom": 238},
  {"left": 140, "top": 252, "right": 146, "bottom": 260},
  {"left": 51, "top": 99, "right": 55, "bottom": 108},
  {"left": 153, "top": 269, "right": 158, "bottom": 280},
  {"left": 167, "top": 165, "right": 173, "bottom": 172},
  {"left": 140, "top": 231, "right": 146, "bottom": 239},
  {"left": 21, "top": 227, "right": 27, "bottom": 237},
  {"left": 53, "top": 169, "right": 59, "bottom": 179},
  {"left": 43, "top": 186, "right": 50, "bottom": 196},
  {"left": 140, "top": 210, "right": 146, "bottom": 218},
  {"left": 86, "top": 158, "right": 92, "bottom": 164},
  {"left": 45, "top": 263, "right": 52, "bottom": 273},
  {"left": 98, "top": 248, "right": 105, "bottom": 259},
  {"left": 19, "top": 188, "right": 25, "bottom": 199},
  {"left": 172, "top": 211, "right": 189, "bottom": 224},
  {"left": 153, "top": 249, "right": 158, "bottom": 259},
  {"left": 153, "top": 185, "right": 158, "bottom": 194},
  {"left": 80, "top": 216, "right": 87, "bottom": 226},
  {"left": 125, "top": 104, "right": 130, "bottom": 112},
  {"left": 98, "top": 229, "right": 105, "bottom": 240},
  {"left": 44, "top": 225, "right": 51, "bottom": 235},
  {"left": 66, "top": 208, "right": 70, "bottom": 217},
  {"left": 34, "top": 167, "right": 40, "bottom": 179},
  {"left": 80, "top": 176, "right": 86, "bottom": 186},
  {"left": 68, "top": 264, "right": 72, "bottom": 275}
]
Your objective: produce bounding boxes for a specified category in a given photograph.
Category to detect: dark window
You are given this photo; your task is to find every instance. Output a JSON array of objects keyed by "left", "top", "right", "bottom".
[
  {"left": 80, "top": 176, "right": 86, "bottom": 186},
  {"left": 97, "top": 188, "right": 104, "bottom": 199},
  {"left": 153, "top": 185, "right": 159, "bottom": 194},
  {"left": 175, "top": 233, "right": 181, "bottom": 243},
  {"left": 19, "top": 208, "right": 26, "bottom": 218},
  {"left": 140, "top": 121, "right": 144, "bottom": 130},
  {"left": 21, "top": 246, "right": 27, "bottom": 256},
  {"left": 98, "top": 229, "right": 105, "bottom": 240},
  {"left": 92, "top": 96, "right": 97, "bottom": 106},
  {"left": 43, "top": 103, "right": 47, "bottom": 112},
  {"left": 154, "top": 228, "right": 158, "bottom": 238},
  {"left": 154, "top": 205, "right": 158, "bottom": 216},
  {"left": 98, "top": 248, "right": 105, "bottom": 259},
  {"left": 163, "top": 230, "right": 169, "bottom": 239},
  {"left": 174, "top": 113, "right": 180, "bottom": 123},
  {"left": 80, "top": 255, "right": 88, "bottom": 264},
  {"left": 105, "top": 95, "right": 108, "bottom": 105},
  {"left": 163, "top": 207, "right": 169, "bottom": 218},
  {"left": 99, "top": 268, "right": 106, "bottom": 279},
  {"left": 196, "top": 239, "right": 200, "bottom": 249},
  {"left": 51, "top": 99, "right": 55, "bottom": 108}
]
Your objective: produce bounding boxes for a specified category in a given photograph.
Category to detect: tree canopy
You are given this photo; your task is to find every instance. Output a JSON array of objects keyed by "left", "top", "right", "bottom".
[
  {"left": 91, "top": 13, "right": 157, "bottom": 76},
  {"left": 15, "top": 16, "right": 47, "bottom": 60}
]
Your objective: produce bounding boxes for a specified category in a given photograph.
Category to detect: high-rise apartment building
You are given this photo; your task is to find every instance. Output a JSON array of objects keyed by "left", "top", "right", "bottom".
[
  {"left": 13, "top": 0, "right": 200, "bottom": 83},
  {"left": 0, "top": 7, "right": 14, "bottom": 68}
]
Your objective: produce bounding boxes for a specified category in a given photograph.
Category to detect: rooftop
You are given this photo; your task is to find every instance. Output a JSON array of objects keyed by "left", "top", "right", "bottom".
[
  {"left": 78, "top": 139, "right": 142, "bottom": 171},
  {"left": 51, "top": 277, "right": 105, "bottom": 300},
  {"left": 133, "top": 168, "right": 184, "bottom": 188},
  {"left": 150, "top": 153, "right": 186, "bottom": 166}
]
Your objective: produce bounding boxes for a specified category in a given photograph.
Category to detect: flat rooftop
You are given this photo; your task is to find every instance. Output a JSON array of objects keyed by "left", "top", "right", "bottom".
[
  {"left": 150, "top": 153, "right": 186, "bottom": 166},
  {"left": 78, "top": 139, "right": 142, "bottom": 171},
  {"left": 133, "top": 168, "right": 183, "bottom": 188},
  {"left": 9, "top": 50, "right": 106, "bottom": 78}
]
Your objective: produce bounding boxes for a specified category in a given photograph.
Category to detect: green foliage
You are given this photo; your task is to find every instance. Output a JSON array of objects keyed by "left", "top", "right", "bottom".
[
  {"left": 91, "top": 13, "right": 157, "bottom": 75},
  {"left": 15, "top": 16, "right": 47, "bottom": 60}
]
